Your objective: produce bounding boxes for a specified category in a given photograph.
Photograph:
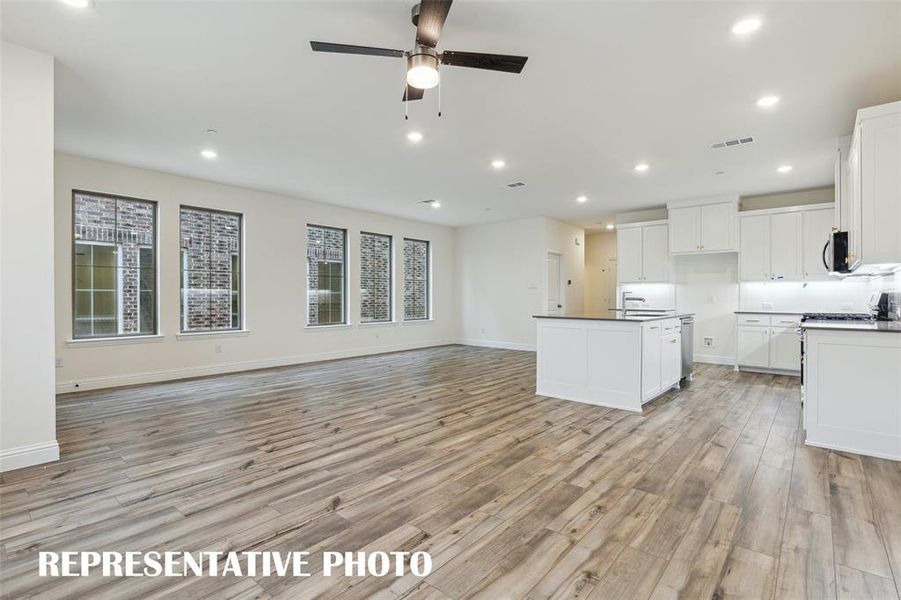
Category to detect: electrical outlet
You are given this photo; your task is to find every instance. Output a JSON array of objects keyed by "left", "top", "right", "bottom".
[
  {"left": 481, "top": 327, "right": 486, "bottom": 334},
  {"left": 707, "top": 296, "right": 716, "bottom": 304},
  {"left": 840, "top": 303, "right": 853, "bottom": 311},
  {"left": 703, "top": 336, "right": 714, "bottom": 348},
  {"left": 762, "top": 302, "right": 773, "bottom": 310},
  {"left": 215, "top": 344, "right": 223, "bottom": 354},
  {"left": 55, "top": 358, "right": 63, "bottom": 368}
]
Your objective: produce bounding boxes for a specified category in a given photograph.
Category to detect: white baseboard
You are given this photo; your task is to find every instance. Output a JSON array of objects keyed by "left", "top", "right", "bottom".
[
  {"left": 57, "top": 339, "right": 456, "bottom": 393},
  {"left": 693, "top": 354, "right": 735, "bottom": 366},
  {"left": 0, "top": 440, "right": 60, "bottom": 472},
  {"left": 455, "top": 338, "right": 536, "bottom": 352}
]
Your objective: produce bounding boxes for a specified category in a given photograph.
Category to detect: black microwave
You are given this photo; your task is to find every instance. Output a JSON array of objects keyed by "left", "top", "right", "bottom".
[{"left": 823, "top": 231, "right": 853, "bottom": 273}]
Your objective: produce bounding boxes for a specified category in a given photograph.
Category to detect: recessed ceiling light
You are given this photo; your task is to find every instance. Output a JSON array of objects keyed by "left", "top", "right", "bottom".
[
  {"left": 757, "top": 95, "right": 780, "bottom": 108},
  {"left": 732, "top": 17, "right": 762, "bottom": 35},
  {"left": 406, "top": 131, "right": 423, "bottom": 142},
  {"left": 430, "top": 200, "right": 441, "bottom": 208},
  {"left": 201, "top": 149, "right": 218, "bottom": 160},
  {"left": 634, "top": 163, "right": 650, "bottom": 172},
  {"left": 777, "top": 165, "right": 793, "bottom": 173},
  {"left": 606, "top": 224, "right": 615, "bottom": 230},
  {"left": 491, "top": 159, "right": 506, "bottom": 169},
  {"left": 60, "top": 0, "right": 94, "bottom": 7},
  {"left": 576, "top": 195, "right": 588, "bottom": 203}
]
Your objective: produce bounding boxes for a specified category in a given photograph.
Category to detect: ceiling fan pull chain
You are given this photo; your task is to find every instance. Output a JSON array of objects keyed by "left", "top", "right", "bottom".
[
  {"left": 403, "top": 59, "right": 409, "bottom": 120},
  {"left": 438, "top": 77, "right": 442, "bottom": 117}
]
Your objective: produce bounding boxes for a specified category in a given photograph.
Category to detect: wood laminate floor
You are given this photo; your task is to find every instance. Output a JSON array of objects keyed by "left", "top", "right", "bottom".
[{"left": 2, "top": 346, "right": 900, "bottom": 599}]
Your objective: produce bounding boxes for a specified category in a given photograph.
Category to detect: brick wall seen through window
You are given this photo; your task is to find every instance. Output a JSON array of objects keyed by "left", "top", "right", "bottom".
[
  {"left": 307, "top": 225, "right": 347, "bottom": 326},
  {"left": 73, "top": 191, "right": 156, "bottom": 338},
  {"left": 403, "top": 238, "right": 430, "bottom": 321},
  {"left": 360, "top": 232, "right": 392, "bottom": 323}
]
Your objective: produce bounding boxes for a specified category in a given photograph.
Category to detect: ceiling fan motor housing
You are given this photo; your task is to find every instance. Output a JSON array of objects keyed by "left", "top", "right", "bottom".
[{"left": 407, "top": 46, "right": 440, "bottom": 89}]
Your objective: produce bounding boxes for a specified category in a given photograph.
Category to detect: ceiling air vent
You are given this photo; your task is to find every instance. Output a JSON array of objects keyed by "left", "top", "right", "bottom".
[
  {"left": 710, "top": 136, "right": 754, "bottom": 149},
  {"left": 505, "top": 182, "right": 526, "bottom": 188}
]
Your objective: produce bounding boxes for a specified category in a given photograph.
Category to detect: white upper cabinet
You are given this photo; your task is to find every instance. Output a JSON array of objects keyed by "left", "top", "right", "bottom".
[
  {"left": 802, "top": 208, "right": 835, "bottom": 280},
  {"left": 641, "top": 224, "right": 669, "bottom": 282},
  {"left": 616, "top": 221, "right": 669, "bottom": 283},
  {"left": 616, "top": 226, "right": 643, "bottom": 283},
  {"left": 856, "top": 105, "right": 901, "bottom": 267},
  {"left": 739, "top": 204, "right": 835, "bottom": 281},
  {"left": 739, "top": 214, "right": 770, "bottom": 281},
  {"left": 769, "top": 211, "right": 803, "bottom": 280},
  {"left": 667, "top": 207, "right": 701, "bottom": 253},
  {"left": 667, "top": 196, "right": 738, "bottom": 254},
  {"left": 699, "top": 203, "right": 734, "bottom": 252}
]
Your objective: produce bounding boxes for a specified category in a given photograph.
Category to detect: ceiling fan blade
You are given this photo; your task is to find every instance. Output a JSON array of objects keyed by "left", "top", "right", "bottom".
[
  {"left": 440, "top": 51, "right": 528, "bottom": 73},
  {"left": 310, "top": 41, "right": 405, "bottom": 58},
  {"left": 415, "top": 0, "right": 452, "bottom": 48},
  {"left": 402, "top": 84, "right": 425, "bottom": 102}
]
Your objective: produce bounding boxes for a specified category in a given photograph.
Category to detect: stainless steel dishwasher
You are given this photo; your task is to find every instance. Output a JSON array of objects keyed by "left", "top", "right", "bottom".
[{"left": 680, "top": 316, "right": 694, "bottom": 382}]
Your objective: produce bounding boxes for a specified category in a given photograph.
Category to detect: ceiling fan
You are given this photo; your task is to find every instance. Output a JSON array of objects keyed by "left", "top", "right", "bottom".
[{"left": 310, "top": 0, "right": 528, "bottom": 102}]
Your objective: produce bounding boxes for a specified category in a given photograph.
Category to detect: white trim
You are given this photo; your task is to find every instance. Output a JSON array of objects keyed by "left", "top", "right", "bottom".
[
  {"left": 56, "top": 339, "right": 455, "bottom": 393},
  {"left": 536, "top": 386, "right": 642, "bottom": 413},
  {"left": 304, "top": 323, "right": 353, "bottom": 331},
  {"left": 737, "top": 365, "right": 800, "bottom": 377},
  {"left": 693, "top": 353, "right": 735, "bottom": 366},
  {"left": 456, "top": 338, "right": 536, "bottom": 352},
  {"left": 738, "top": 202, "right": 834, "bottom": 217},
  {"left": 666, "top": 194, "right": 740, "bottom": 209},
  {"left": 357, "top": 320, "right": 398, "bottom": 328},
  {"left": 176, "top": 329, "right": 250, "bottom": 340},
  {"left": 805, "top": 439, "right": 900, "bottom": 463},
  {"left": 67, "top": 334, "right": 165, "bottom": 348},
  {"left": 0, "top": 440, "right": 60, "bottom": 472},
  {"left": 615, "top": 219, "right": 668, "bottom": 230}
]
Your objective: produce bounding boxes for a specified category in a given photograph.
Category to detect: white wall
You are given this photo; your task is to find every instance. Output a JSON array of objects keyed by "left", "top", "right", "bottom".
[
  {"left": 456, "top": 217, "right": 584, "bottom": 351},
  {"left": 673, "top": 254, "right": 740, "bottom": 365},
  {"left": 0, "top": 42, "right": 59, "bottom": 471},
  {"left": 54, "top": 154, "right": 456, "bottom": 392}
]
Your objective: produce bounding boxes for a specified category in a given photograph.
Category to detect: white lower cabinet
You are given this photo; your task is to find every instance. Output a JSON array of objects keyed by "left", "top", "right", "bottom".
[
  {"left": 641, "top": 322, "right": 662, "bottom": 400},
  {"left": 736, "top": 314, "right": 801, "bottom": 373},
  {"left": 804, "top": 328, "right": 901, "bottom": 460},
  {"left": 641, "top": 319, "right": 681, "bottom": 402},
  {"left": 661, "top": 331, "right": 682, "bottom": 389}
]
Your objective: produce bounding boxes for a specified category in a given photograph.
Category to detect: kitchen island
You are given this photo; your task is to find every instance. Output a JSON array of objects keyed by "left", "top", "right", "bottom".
[
  {"left": 533, "top": 313, "right": 694, "bottom": 412},
  {"left": 802, "top": 320, "right": 901, "bottom": 460}
]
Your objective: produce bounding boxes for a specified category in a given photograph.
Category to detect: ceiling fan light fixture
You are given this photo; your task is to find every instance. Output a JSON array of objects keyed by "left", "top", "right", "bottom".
[{"left": 406, "top": 50, "right": 440, "bottom": 90}]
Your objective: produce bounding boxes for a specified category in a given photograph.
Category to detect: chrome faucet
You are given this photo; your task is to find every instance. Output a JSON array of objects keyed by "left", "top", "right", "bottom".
[{"left": 621, "top": 291, "right": 646, "bottom": 317}]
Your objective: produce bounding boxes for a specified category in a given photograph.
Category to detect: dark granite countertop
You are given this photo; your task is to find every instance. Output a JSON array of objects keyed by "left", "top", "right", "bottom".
[
  {"left": 801, "top": 320, "right": 901, "bottom": 333},
  {"left": 533, "top": 313, "right": 694, "bottom": 322}
]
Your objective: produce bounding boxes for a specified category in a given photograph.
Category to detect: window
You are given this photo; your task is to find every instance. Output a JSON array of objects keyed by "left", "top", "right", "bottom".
[
  {"left": 403, "top": 238, "right": 430, "bottom": 321},
  {"left": 180, "top": 206, "right": 242, "bottom": 332},
  {"left": 307, "top": 225, "right": 347, "bottom": 326},
  {"left": 360, "top": 232, "right": 392, "bottom": 323},
  {"left": 73, "top": 191, "right": 157, "bottom": 338}
]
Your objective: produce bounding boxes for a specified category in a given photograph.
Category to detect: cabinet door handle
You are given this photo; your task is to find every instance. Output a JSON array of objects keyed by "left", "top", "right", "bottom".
[
  {"left": 648, "top": 326, "right": 659, "bottom": 330},
  {"left": 669, "top": 339, "right": 678, "bottom": 343},
  {"left": 746, "top": 319, "right": 760, "bottom": 323}
]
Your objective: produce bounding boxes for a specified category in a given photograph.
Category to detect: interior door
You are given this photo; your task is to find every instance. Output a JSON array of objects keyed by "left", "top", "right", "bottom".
[
  {"left": 641, "top": 224, "right": 669, "bottom": 282},
  {"left": 546, "top": 252, "right": 562, "bottom": 315},
  {"left": 770, "top": 211, "right": 803, "bottom": 280},
  {"left": 668, "top": 207, "right": 700, "bottom": 253}
]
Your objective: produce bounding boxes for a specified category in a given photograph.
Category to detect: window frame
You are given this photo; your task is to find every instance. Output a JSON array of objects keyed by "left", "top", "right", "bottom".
[
  {"left": 359, "top": 231, "right": 394, "bottom": 324},
  {"left": 402, "top": 237, "right": 431, "bottom": 322},
  {"left": 71, "top": 189, "right": 159, "bottom": 340},
  {"left": 178, "top": 204, "right": 245, "bottom": 334},
  {"left": 306, "top": 224, "right": 349, "bottom": 327}
]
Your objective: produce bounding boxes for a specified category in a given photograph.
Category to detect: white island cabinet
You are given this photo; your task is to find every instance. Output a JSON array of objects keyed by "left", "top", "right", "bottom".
[
  {"left": 535, "top": 314, "right": 689, "bottom": 412},
  {"left": 803, "top": 323, "right": 901, "bottom": 461}
]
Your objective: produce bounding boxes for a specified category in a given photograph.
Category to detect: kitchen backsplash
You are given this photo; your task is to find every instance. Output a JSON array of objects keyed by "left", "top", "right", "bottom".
[{"left": 740, "top": 272, "right": 901, "bottom": 318}]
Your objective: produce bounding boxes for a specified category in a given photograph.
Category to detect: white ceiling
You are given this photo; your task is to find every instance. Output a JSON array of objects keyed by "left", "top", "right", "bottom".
[{"left": 3, "top": 1, "right": 900, "bottom": 229}]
